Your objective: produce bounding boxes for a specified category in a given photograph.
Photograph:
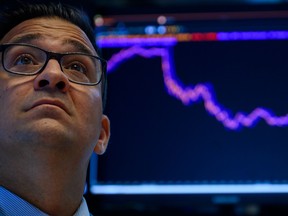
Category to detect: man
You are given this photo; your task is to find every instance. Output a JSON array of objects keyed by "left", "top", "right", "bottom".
[{"left": 0, "top": 1, "right": 110, "bottom": 215}]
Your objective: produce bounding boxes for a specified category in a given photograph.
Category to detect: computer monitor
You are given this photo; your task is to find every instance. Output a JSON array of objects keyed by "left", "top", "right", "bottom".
[{"left": 88, "top": 6, "right": 288, "bottom": 214}]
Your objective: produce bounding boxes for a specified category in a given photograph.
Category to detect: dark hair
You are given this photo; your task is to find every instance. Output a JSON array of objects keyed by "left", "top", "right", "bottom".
[{"left": 0, "top": 1, "right": 107, "bottom": 109}]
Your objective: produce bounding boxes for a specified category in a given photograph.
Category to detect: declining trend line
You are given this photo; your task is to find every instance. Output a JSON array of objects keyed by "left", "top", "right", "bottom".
[{"left": 106, "top": 46, "right": 288, "bottom": 130}]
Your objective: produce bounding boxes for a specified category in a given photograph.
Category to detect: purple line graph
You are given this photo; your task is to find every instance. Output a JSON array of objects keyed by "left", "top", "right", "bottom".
[{"left": 106, "top": 46, "right": 288, "bottom": 130}]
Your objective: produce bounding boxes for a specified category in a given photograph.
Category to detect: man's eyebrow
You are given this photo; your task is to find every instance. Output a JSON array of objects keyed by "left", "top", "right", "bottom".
[
  {"left": 9, "top": 33, "right": 42, "bottom": 44},
  {"left": 64, "top": 39, "right": 95, "bottom": 55}
]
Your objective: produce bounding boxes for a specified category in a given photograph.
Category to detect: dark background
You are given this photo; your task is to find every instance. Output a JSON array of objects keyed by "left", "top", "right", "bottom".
[{"left": 4, "top": 0, "right": 288, "bottom": 19}]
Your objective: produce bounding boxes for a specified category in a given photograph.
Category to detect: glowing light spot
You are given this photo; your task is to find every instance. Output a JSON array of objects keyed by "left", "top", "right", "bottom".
[
  {"left": 157, "top": 16, "right": 167, "bottom": 25},
  {"left": 94, "top": 15, "right": 104, "bottom": 27}
]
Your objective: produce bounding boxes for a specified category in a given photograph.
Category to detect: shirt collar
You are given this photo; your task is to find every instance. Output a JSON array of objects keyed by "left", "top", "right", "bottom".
[
  {"left": 0, "top": 186, "right": 90, "bottom": 216},
  {"left": 73, "top": 197, "right": 90, "bottom": 216}
]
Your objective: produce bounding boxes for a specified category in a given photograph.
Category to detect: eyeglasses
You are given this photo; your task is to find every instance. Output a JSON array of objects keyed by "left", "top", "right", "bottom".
[{"left": 0, "top": 43, "right": 107, "bottom": 86}]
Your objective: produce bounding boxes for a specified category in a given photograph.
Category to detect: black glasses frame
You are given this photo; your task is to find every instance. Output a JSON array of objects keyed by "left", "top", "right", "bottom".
[{"left": 0, "top": 43, "right": 107, "bottom": 86}]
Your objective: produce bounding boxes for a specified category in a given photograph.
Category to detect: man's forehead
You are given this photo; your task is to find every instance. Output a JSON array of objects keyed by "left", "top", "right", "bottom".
[
  {"left": 0, "top": 17, "right": 97, "bottom": 55},
  {"left": 9, "top": 33, "right": 95, "bottom": 55}
]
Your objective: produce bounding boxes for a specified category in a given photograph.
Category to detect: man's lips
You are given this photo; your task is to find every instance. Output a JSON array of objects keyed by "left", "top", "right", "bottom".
[{"left": 28, "top": 99, "right": 70, "bottom": 114}]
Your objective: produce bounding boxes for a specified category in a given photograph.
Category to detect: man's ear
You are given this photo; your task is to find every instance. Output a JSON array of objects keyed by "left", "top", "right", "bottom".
[{"left": 94, "top": 115, "right": 110, "bottom": 155}]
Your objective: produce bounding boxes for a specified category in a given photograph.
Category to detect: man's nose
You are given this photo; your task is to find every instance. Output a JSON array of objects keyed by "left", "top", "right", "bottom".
[{"left": 33, "top": 59, "right": 70, "bottom": 92}]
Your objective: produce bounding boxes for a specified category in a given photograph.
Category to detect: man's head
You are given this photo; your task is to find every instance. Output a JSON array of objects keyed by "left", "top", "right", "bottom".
[
  {"left": 0, "top": 2, "right": 107, "bottom": 106},
  {"left": 0, "top": 2, "right": 110, "bottom": 185}
]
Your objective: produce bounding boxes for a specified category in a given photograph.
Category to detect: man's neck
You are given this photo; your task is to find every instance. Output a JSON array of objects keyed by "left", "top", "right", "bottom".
[{"left": 0, "top": 152, "right": 88, "bottom": 216}]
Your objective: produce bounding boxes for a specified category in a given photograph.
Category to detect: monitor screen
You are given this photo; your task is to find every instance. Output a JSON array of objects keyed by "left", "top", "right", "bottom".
[{"left": 88, "top": 7, "right": 288, "bottom": 213}]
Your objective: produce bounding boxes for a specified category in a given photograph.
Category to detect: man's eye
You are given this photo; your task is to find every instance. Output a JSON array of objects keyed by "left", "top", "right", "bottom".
[
  {"left": 14, "top": 55, "right": 34, "bottom": 65},
  {"left": 66, "top": 63, "right": 86, "bottom": 73}
]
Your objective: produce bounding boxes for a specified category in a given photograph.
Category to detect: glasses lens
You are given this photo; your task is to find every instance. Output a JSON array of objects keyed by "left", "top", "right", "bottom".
[
  {"left": 4, "top": 45, "right": 46, "bottom": 74},
  {"left": 61, "top": 54, "right": 102, "bottom": 85}
]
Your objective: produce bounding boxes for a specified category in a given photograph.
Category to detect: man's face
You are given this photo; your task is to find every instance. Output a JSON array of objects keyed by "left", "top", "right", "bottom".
[{"left": 0, "top": 17, "right": 110, "bottom": 165}]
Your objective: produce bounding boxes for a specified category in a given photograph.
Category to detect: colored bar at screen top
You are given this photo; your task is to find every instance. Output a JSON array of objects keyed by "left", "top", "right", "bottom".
[{"left": 97, "top": 31, "right": 288, "bottom": 48}]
